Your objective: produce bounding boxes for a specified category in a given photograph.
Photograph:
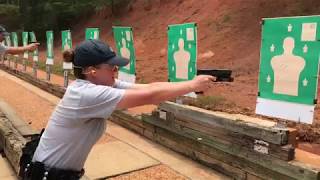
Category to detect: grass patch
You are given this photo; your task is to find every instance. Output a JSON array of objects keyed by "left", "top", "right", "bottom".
[
  {"left": 36, "top": 60, "right": 75, "bottom": 80},
  {"left": 192, "top": 95, "right": 228, "bottom": 109},
  {"left": 37, "top": 60, "right": 65, "bottom": 75},
  {"left": 180, "top": 95, "right": 237, "bottom": 111},
  {"left": 222, "top": 14, "right": 231, "bottom": 23},
  {"left": 0, "top": 4, "right": 19, "bottom": 15}
]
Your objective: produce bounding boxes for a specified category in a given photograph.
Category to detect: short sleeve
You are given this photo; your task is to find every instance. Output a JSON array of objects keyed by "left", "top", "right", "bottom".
[
  {"left": 114, "top": 79, "right": 133, "bottom": 89},
  {"left": 75, "top": 84, "right": 125, "bottom": 119},
  {"left": 0, "top": 44, "right": 7, "bottom": 55}
]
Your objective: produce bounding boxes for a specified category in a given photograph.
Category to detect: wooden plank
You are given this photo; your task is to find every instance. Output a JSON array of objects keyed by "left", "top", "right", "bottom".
[
  {"left": 111, "top": 110, "right": 144, "bottom": 128},
  {"left": 193, "top": 151, "right": 247, "bottom": 180},
  {"left": 246, "top": 173, "right": 263, "bottom": 180},
  {"left": 111, "top": 110, "right": 158, "bottom": 133},
  {"left": 182, "top": 125, "right": 295, "bottom": 161},
  {"left": 171, "top": 116, "right": 295, "bottom": 161},
  {"left": 142, "top": 114, "right": 320, "bottom": 180},
  {"left": 111, "top": 115, "right": 145, "bottom": 135},
  {"left": 152, "top": 111, "right": 294, "bottom": 161},
  {"left": 111, "top": 110, "right": 156, "bottom": 138},
  {"left": 159, "top": 102, "right": 289, "bottom": 145}
]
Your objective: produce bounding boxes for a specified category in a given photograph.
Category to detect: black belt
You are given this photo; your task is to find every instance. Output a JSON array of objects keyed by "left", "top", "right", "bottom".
[{"left": 23, "top": 161, "right": 84, "bottom": 180}]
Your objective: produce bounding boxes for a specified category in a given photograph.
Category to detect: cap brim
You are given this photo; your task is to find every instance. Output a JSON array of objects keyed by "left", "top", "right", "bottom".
[
  {"left": 106, "top": 56, "right": 129, "bottom": 67},
  {"left": 1, "top": 32, "right": 9, "bottom": 36}
]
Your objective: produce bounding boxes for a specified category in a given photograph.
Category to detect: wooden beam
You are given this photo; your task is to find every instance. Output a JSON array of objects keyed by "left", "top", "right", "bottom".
[
  {"left": 159, "top": 102, "right": 289, "bottom": 145},
  {"left": 160, "top": 114, "right": 295, "bottom": 161}
]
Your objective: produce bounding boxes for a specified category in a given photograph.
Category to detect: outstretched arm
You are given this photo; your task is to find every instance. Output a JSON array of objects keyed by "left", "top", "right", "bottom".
[
  {"left": 116, "top": 75, "right": 214, "bottom": 109},
  {"left": 129, "top": 82, "right": 166, "bottom": 89},
  {"left": 5, "top": 43, "right": 39, "bottom": 55}
]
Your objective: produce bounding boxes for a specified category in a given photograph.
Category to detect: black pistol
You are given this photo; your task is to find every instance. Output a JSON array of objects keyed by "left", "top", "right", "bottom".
[
  {"left": 195, "top": 69, "right": 233, "bottom": 94},
  {"left": 197, "top": 68, "right": 234, "bottom": 82}
]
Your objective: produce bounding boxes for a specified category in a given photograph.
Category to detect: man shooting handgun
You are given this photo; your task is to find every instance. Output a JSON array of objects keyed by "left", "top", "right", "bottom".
[{"left": 0, "top": 25, "right": 39, "bottom": 56}]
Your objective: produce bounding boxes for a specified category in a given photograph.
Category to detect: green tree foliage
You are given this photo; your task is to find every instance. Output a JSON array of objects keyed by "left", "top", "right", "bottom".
[
  {"left": 20, "top": 0, "right": 94, "bottom": 40},
  {"left": 0, "top": 4, "right": 20, "bottom": 30},
  {"left": 0, "top": 0, "right": 19, "bottom": 5},
  {"left": 1, "top": 0, "right": 130, "bottom": 41}
]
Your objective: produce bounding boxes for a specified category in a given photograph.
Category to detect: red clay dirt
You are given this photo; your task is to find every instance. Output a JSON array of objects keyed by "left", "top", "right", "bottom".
[{"left": 34, "top": 0, "right": 320, "bottom": 151}]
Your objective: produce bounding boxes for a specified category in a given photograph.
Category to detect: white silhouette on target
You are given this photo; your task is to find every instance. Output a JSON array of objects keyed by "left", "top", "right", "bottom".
[
  {"left": 173, "top": 38, "right": 191, "bottom": 79},
  {"left": 47, "top": 36, "right": 53, "bottom": 56},
  {"left": 48, "top": 43, "right": 52, "bottom": 56},
  {"left": 93, "top": 31, "right": 98, "bottom": 39},
  {"left": 120, "top": 38, "right": 131, "bottom": 70},
  {"left": 271, "top": 37, "right": 306, "bottom": 96},
  {"left": 64, "top": 38, "right": 70, "bottom": 50}
]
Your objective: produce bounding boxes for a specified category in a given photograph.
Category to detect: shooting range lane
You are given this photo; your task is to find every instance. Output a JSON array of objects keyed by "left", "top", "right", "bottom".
[
  {"left": 2, "top": 60, "right": 65, "bottom": 86},
  {"left": 84, "top": 141, "right": 160, "bottom": 179},
  {"left": 0, "top": 69, "right": 228, "bottom": 179}
]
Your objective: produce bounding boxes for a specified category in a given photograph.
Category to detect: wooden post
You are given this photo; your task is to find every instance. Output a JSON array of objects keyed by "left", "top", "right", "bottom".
[
  {"left": 63, "top": 70, "right": 69, "bottom": 87},
  {"left": 32, "top": 61, "right": 37, "bottom": 78},
  {"left": 46, "top": 65, "right": 51, "bottom": 81}
]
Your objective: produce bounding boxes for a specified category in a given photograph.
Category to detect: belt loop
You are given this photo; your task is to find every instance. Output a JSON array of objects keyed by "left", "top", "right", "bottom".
[
  {"left": 42, "top": 171, "right": 49, "bottom": 180},
  {"left": 23, "top": 163, "right": 31, "bottom": 178},
  {"left": 24, "top": 163, "right": 30, "bottom": 172}
]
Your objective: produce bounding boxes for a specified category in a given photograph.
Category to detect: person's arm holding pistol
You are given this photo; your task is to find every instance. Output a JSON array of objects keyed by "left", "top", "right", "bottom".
[
  {"left": 117, "top": 75, "right": 215, "bottom": 108},
  {"left": 0, "top": 25, "right": 40, "bottom": 55},
  {"left": 4, "top": 43, "right": 39, "bottom": 54}
]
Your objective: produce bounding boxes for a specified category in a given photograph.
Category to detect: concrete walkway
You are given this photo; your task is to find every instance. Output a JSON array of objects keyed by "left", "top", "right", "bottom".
[
  {"left": 0, "top": 156, "right": 17, "bottom": 180},
  {"left": 0, "top": 69, "right": 229, "bottom": 179}
]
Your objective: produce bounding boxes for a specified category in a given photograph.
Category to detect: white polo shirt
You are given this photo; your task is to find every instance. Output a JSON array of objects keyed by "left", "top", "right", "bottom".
[
  {"left": 32, "top": 79, "right": 132, "bottom": 171},
  {"left": 0, "top": 43, "right": 7, "bottom": 55}
]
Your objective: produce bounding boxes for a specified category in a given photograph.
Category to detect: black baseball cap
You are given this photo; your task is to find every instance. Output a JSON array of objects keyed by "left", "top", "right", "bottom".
[
  {"left": 0, "top": 25, "right": 9, "bottom": 36},
  {"left": 74, "top": 39, "right": 129, "bottom": 68}
]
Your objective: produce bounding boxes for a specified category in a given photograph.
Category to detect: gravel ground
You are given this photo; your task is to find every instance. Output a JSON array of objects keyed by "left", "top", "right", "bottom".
[{"left": 107, "top": 165, "right": 187, "bottom": 180}]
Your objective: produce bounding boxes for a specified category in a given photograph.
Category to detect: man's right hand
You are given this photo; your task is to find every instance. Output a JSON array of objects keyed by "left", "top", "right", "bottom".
[
  {"left": 26, "top": 43, "right": 40, "bottom": 51},
  {"left": 191, "top": 75, "right": 216, "bottom": 93}
]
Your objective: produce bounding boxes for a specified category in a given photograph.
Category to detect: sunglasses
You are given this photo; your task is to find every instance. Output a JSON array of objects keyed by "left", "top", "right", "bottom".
[{"left": 96, "top": 64, "right": 118, "bottom": 72}]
